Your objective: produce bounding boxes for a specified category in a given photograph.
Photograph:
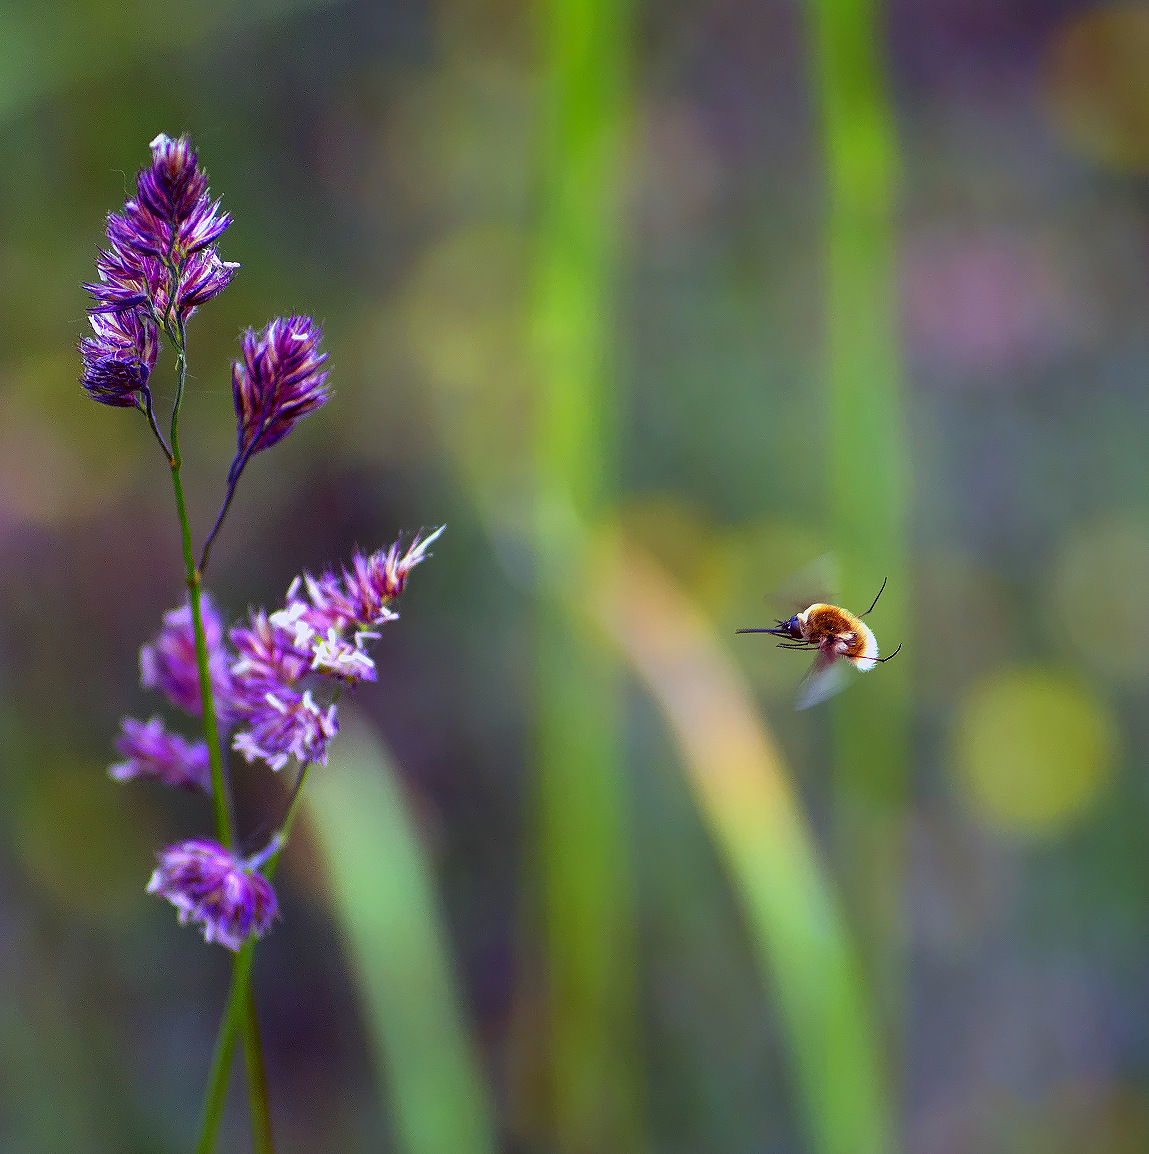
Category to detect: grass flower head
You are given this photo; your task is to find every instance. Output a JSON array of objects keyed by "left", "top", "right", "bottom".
[
  {"left": 147, "top": 839, "right": 278, "bottom": 952},
  {"left": 110, "top": 717, "right": 211, "bottom": 792}
]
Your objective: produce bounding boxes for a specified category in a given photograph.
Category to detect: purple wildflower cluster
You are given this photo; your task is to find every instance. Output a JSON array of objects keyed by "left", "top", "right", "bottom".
[
  {"left": 115, "top": 528, "right": 441, "bottom": 947},
  {"left": 87, "top": 135, "right": 442, "bottom": 956},
  {"left": 81, "top": 134, "right": 236, "bottom": 409},
  {"left": 139, "top": 594, "right": 235, "bottom": 718},
  {"left": 78, "top": 310, "right": 159, "bottom": 407}
]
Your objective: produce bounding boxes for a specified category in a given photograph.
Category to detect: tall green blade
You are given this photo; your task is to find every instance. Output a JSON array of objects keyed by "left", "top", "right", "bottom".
[
  {"left": 587, "top": 537, "right": 894, "bottom": 1154},
  {"left": 531, "top": 0, "right": 642, "bottom": 1150},
  {"left": 307, "top": 717, "right": 497, "bottom": 1154},
  {"left": 806, "top": 0, "right": 911, "bottom": 1043}
]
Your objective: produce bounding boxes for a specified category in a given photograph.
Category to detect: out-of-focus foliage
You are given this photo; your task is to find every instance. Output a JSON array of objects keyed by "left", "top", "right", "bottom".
[
  {"left": 4, "top": 0, "right": 1149, "bottom": 1151},
  {"left": 307, "top": 713, "right": 496, "bottom": 1154}
]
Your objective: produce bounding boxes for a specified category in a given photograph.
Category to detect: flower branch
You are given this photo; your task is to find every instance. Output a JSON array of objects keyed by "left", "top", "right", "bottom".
[{"left": 82, "top": 131, "right": 444, "bottom": 1154}]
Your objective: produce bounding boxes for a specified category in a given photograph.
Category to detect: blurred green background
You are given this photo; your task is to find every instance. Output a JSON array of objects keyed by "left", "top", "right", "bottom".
[{"left": 4, "top": 0, "right": 1149, "bottom": 1151}]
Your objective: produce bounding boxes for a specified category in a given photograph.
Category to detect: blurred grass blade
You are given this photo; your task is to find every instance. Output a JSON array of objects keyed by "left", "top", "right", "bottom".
[
  {"left": 805, "top": 0, "right": 910, "bottom": 1024},
  {"left": 306, "top": 715, "right": 497, "bottom": 1154},
  {"left": 805, "top": 0, "right": 905, "bottom": 572},
  {"left": 532, "top": 0, "right": 641, "bottom": 1149},
  {"left": 586, "top": 535, "right": 893, "bottom": 1154},
  {"left": 534, "top": 610, "right": 640, "bottom": 1152}
]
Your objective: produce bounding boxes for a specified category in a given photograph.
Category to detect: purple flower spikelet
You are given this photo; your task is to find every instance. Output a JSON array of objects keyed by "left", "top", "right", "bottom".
[
  {"left": 79, "top": 308, "right": 158, "bottom": 407},
  {"left": 147, "top": 839, "right": 277, "bottom": 951},
  {"left": 230, "top": 608, "right": 313, "bottom": 688},
  {"left": 140, "top": 594, "right": 234, "bottom": 719},
  {"left": 231, "top": 686, "right": 339, "bottom": 772},
  {"left": 263, "top": 527, "right": 445, "bottom": 680},
  {"left": 106, "top": 134, "right": 233, "bottom": 269},
  {"left": 230, "top": 317, "right": 330, "bottom": 483},
  {"left": 81, "top": 132, "right": 237, "bottom": 378},
  {"left": 337, "top": 527, "right": 445, "bottom": 626},
  {"left": 223, "top": 528, "right": 441, "bottom": 769},
  {"left": 110, "top": 717, "right": 211, "bottom": 792}
]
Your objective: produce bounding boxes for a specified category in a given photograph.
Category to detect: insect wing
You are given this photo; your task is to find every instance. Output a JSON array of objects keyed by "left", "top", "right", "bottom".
[
  {"left": 795, "top": 649, "right": 850, "bottom": 710},
  {"left": 772, "top": 551, "right": 841, "bottom": 616}
]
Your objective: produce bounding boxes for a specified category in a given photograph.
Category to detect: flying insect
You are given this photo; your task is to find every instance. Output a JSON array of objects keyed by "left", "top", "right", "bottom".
[{"left": 737, "top": 577, "right": 902, "bottom": 709}]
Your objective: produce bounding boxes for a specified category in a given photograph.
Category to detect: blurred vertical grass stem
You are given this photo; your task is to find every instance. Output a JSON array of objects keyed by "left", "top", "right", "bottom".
[
  {"left": 168, "top": 321, "right": 273, "bottom": 1154},
  {"left": 806, "top": 0, "right": 910, "bottom": 1024},
  {"left": 533, "top": 0, "right": 642, "bottom": 1150},
  {"left": 306, "top": 718, "right": 497, "bottom": 1154},
  {"left": 587, "top": 538, "right": 894, "bottom": 1154}
]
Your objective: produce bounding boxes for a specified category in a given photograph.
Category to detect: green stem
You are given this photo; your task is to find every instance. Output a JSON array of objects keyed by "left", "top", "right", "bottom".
[
  {"left": 196, "top": 942, "right": 256, "bottom": 1154},
  {"left": 168, "top": 431, "right": 232, "bottom": 845},
  {"left": 273, "top": 761, "right": 313, "bottom": 857},
  {"left": 164, "top": 322, "right": 274, "bottom": 1154},
  {"left": 170, "top": 316, "right": 188, "bottom": 449},
  {"left": 242, "top": 987, "right": 274, "bottom": 1154},
  {"left": 805, "top": 0, "right": 909, "bottom": 1108},
  {"left": 194, "top": 761, "right": 312, "bottom": 1154}
]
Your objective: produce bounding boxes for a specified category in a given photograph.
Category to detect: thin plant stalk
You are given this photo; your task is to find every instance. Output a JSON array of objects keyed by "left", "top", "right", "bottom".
[
  {"left": 194, "top": 761, "right": 313, "bottom": 1154},
  {"left": 585, "top": 536, "right": 894, "bottom": 1154},
  {"left": 242, "top": 994, "right": 274, "bottom": 1154},
  {"left": 199, "top": 475, "right": 239, "bottom": 573},
  {"left": 533, "top": 0, "right": 641, "bottom": 1149},
  {"left": 196, "top": 943, "right": 257, "bottom": 1154},
  {"left": 169, "top": 459, "right": 233, "bottom": 847},
  {"left": 805, "top": 0, "right": 910, "bottom": 1070},
  {"left": 160, "top": 311, "right": 275, "bottom": 1153},
  {"left": 141, "top": 388, "right": 172, "bottom": 462},
  {"left": 164, "top": 322, "right": 234, "bottom": 854},
  {"left": 201, "top": 436, "right": 258, "bottom": 572}
]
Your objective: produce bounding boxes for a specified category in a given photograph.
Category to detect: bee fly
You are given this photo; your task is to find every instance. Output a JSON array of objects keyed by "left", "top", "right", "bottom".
[{"left": 737, "top": 577, "right": 902, "bottom": 710}]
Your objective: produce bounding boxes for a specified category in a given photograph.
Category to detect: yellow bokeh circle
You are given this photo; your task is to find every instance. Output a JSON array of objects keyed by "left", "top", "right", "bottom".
[{"left": 952, "top": 666, "right": 1117, "bottom": 834}]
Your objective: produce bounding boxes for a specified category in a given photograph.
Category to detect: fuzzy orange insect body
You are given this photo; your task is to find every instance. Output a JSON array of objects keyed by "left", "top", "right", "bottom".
[
  {"left": 737, "top": 579, "right": 900, "bottom": 709},
  {"left": 792, "top": 603, "right": 879, "bottom": 669}
]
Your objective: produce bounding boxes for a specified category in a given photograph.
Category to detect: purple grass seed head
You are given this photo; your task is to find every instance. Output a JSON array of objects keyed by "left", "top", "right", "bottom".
[
  {"left": 84, "top": 241, "right": 155, "bottom": 314},
  {"left": 115, "top": 134, "right": 233, "bottom": 263},
  {"left": 230, "top": 608, "right": 312, "bottom": 689},
  {"left": 137, "top": 135, "right": 208, "bottom": 227},
  {"left": 110, "top": 717, "right": 212, "bottom": 792},
  {"left": 231, "top": 686, "right": 338, "bottom": 772},
  {"left": 85, "top": 134, "right": 237, "bottom": 333},
  {"left": 79, "top": 308, "right": 158, "bottom": 407},
  {"left": 271, "top": 599, "right": 380, "bottom": 684},
  {"left": 229, "top": 317, "right": 330, "bottom": 483},
  {"left": 267, "top": 586, "right": 381, "bottom": 685},
  {"left": 140, "top": 594, "right": 235, "bottom": 719},
  {"left": 340, "top": 526, "right": 445, "bottom": 626},
  {"left": 174, "top": 248, "right": 239, "bottom": 317},
  {"left": 147, "top": 839, "right": 278, "bottom": 951}
]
